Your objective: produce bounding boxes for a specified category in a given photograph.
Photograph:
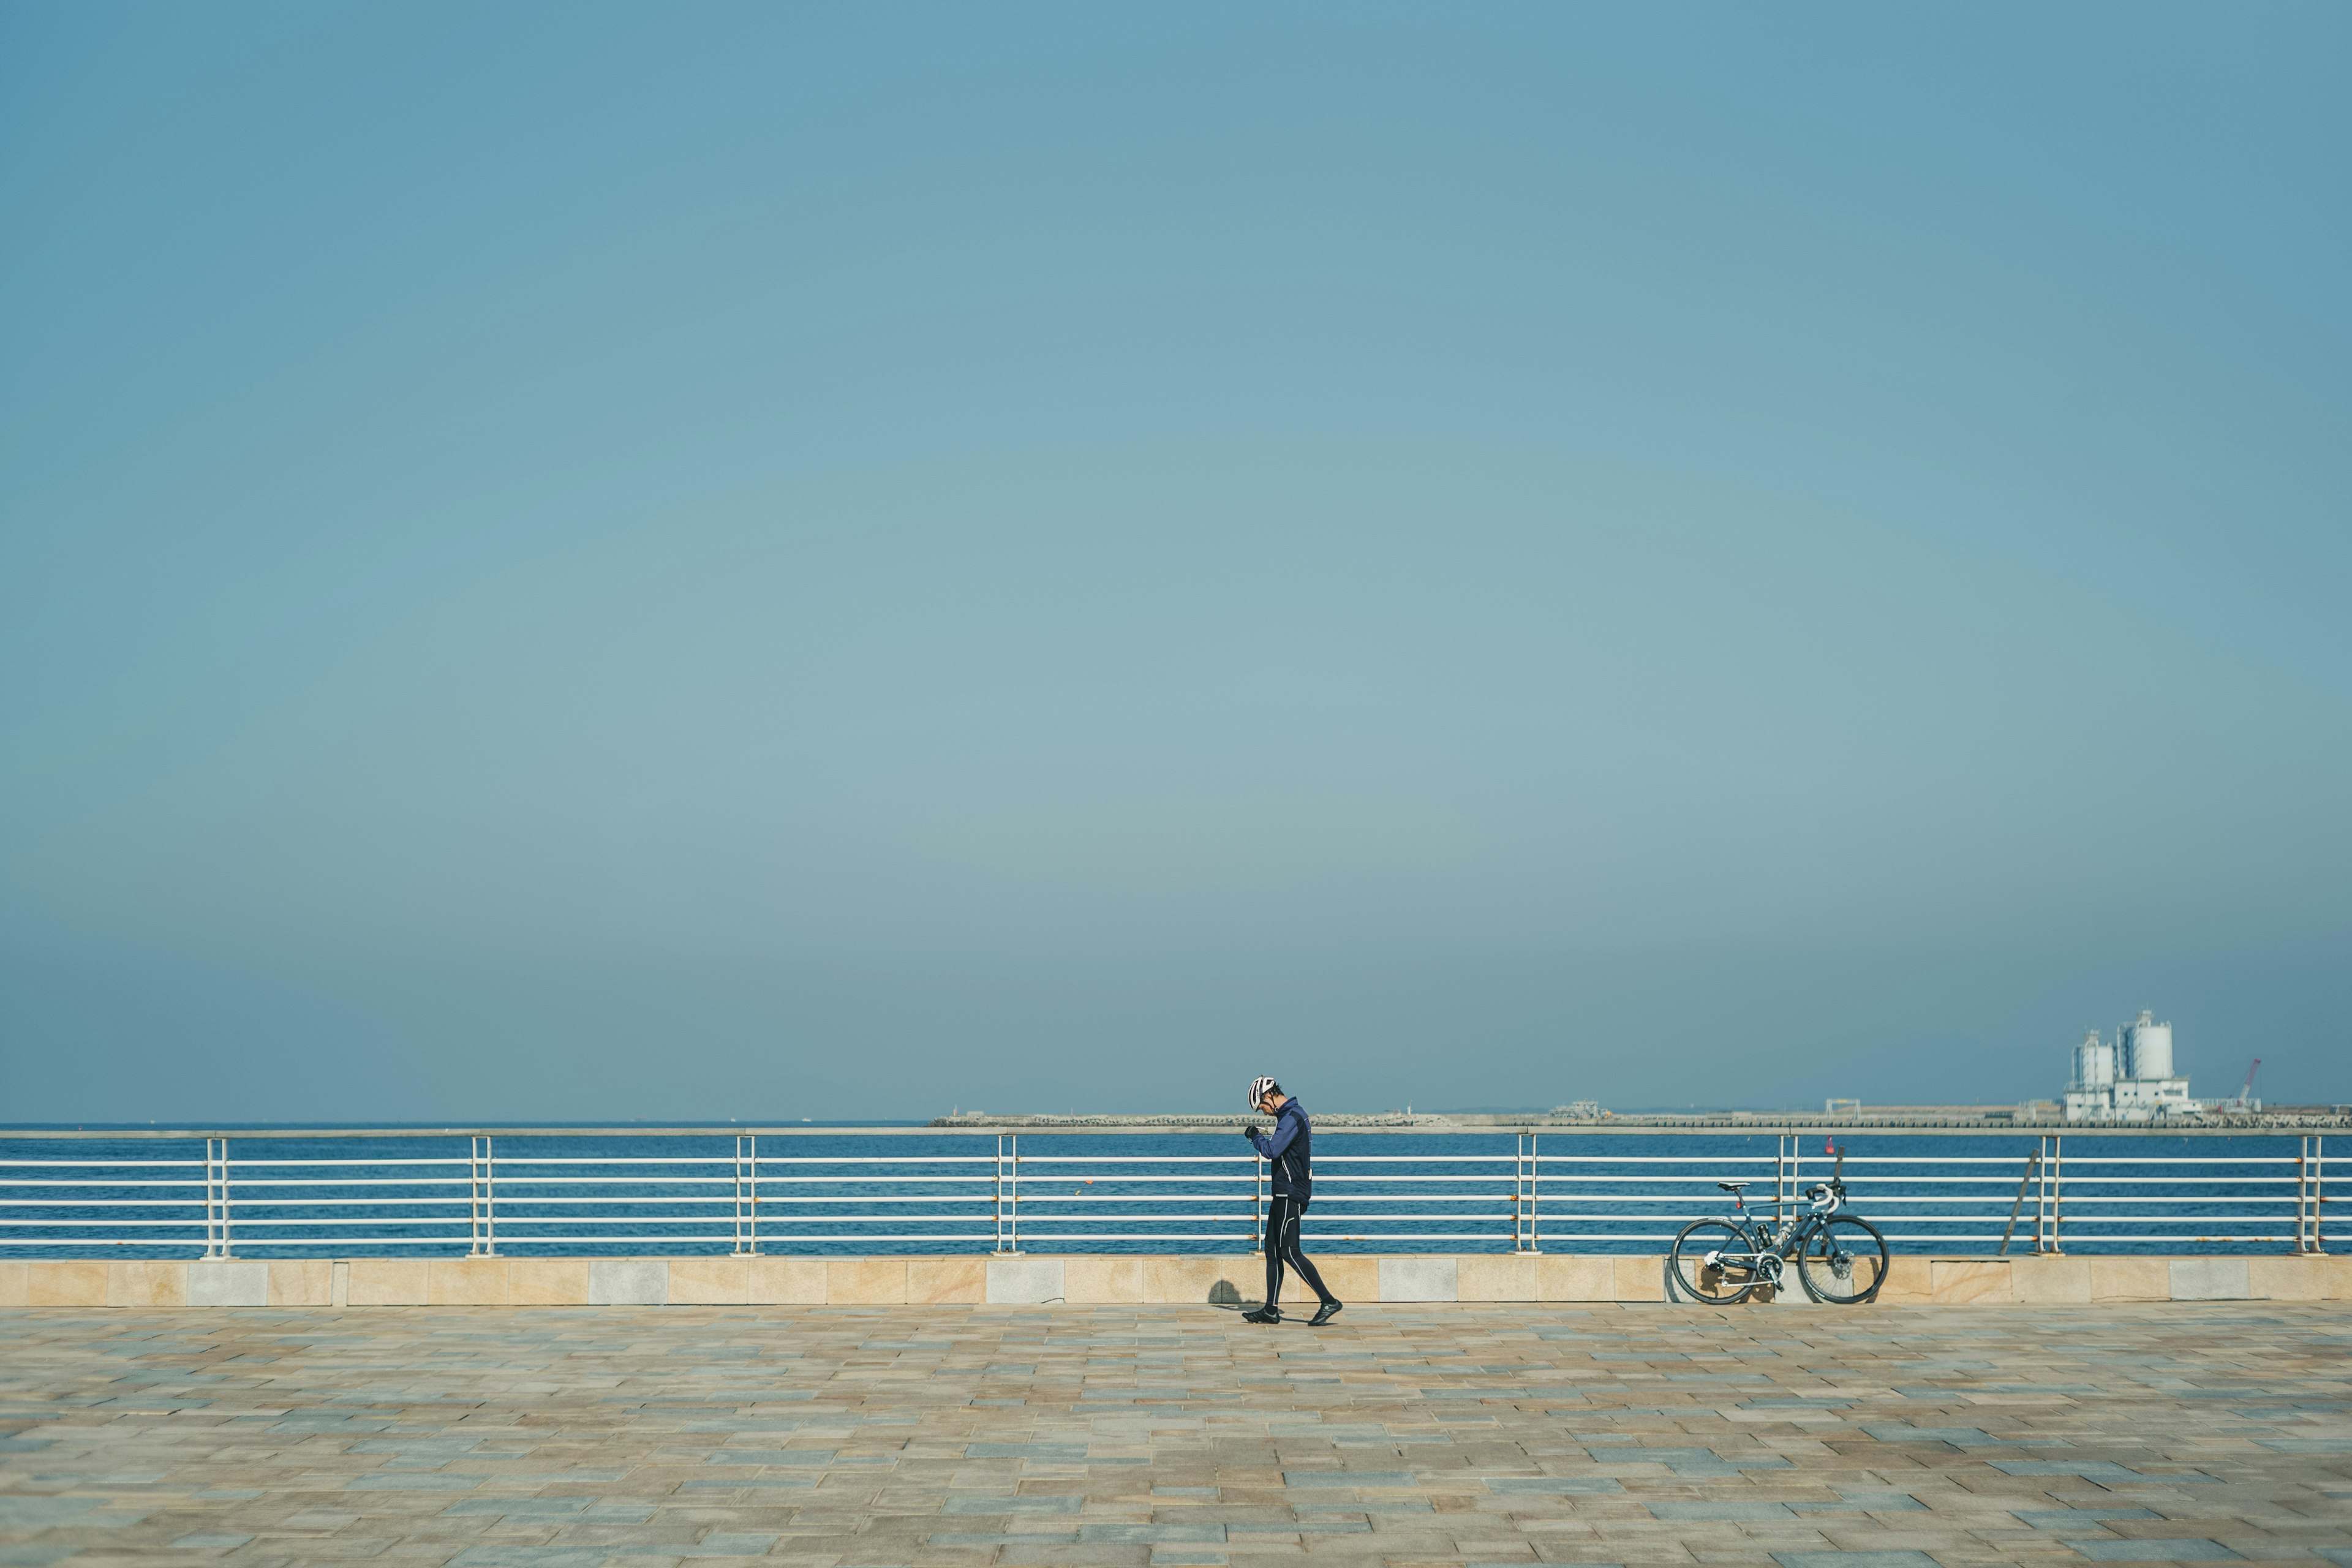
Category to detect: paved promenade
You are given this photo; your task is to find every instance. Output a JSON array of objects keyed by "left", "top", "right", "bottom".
[{"left": 2, "top": 1302, "right": 2347, "bottom": 1567}]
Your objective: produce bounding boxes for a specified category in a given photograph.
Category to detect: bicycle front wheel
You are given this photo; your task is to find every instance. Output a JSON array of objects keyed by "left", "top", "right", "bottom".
[
  {"left": 1669, "top": 1219, "right": 1760, "bottom": 1305},
  {"left": 1797, "top": 1215, "right": 1888, "bottom": 1304}
]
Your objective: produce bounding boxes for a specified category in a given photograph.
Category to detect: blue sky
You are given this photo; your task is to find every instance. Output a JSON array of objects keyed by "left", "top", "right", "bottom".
[{"left": 2, "top": 4, "right": 2346, "bottom": 1121}]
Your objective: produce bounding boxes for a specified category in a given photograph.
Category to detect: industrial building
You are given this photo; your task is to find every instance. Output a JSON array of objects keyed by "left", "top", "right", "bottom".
[{"left": 2064, "top": 1009, "right": 2198, "bottom": 1121}]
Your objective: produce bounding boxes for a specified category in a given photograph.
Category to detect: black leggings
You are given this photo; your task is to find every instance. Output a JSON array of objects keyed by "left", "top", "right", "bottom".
[{"left": 1264, "top": 1193, "right": 1335, "bottom": 1309}]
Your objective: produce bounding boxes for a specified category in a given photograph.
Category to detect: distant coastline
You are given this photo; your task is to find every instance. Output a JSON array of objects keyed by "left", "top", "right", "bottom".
[{"left": 932, "top": 1105, "right": 2352, "bottom": 1131}]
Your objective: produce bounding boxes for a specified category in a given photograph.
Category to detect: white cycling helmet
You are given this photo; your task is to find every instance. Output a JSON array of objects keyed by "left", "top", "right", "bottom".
[{"left": 1249, "top": 1077, "right": 1280, "bottom": 1109}]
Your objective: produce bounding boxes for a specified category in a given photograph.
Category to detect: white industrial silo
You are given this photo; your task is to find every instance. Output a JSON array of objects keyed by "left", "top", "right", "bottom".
[
  {"left": 2072, "top": 1028, "right": 2116, "bottom": 1090},
  {"left": 2123, "top": 1010, "right": 2173, "bottom": 1080}
]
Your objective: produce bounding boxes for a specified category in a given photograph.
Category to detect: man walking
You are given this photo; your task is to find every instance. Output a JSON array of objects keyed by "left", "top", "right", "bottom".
[{"left": 1243, "top": 1077, "right": 1342, "bottom": 1325}]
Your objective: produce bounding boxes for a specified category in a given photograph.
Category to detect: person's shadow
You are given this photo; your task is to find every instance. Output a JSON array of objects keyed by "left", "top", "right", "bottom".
[{"left": 1208, "top": 1280, "right": 1253, "bottom": 1310}]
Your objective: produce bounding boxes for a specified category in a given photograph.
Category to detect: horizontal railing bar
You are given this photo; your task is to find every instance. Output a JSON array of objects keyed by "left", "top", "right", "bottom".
[
  {"left": 109, "top": 1178, "right": 474, "bottom": 1189},
  {"left": 0, "top": 1161, "right": 211, "bottom": 1169},
  {"left": 1532, "top": 1230, "right": 2305, "bottom": 1242},
  {"left": 1942, "top": 1179, "right": 2298, "bottom": 1188},
  {"left": 1532, "top": 1156, "right": 1844, "bottom": 1164},
  {"left": 156, "top": 1218, "right": 470, "bottom": 1229},
  {"left": 1275, "top": 1232, "right": 1525, "bottom": 1241},
  {"left": 496, "top": 1215, "right": 1001, "bottom": 1225},
  {"left": 1222, "top": 1155, "right": 1519, "bottom": 1164},
  {"left": 0, "top": 1177, "right": 441, "bottom": 1187},
  {"left": 1537, "top": 1212, "right": 2297, "bottom": 1225},
  {"left": 766, "top": 1196, "right": 1141, "bottom": 1205},
  {"left": 1640, "top": 1174, "right": 2297, "bottom": 1186},
  {"left": 764, "top": 1215, "right": 1252, "bottom": 1225},
  {"left": 12, "top": 1148, "right": 2244, "bottom": 1167},
  {"left": 236, "top": 1176, "right": 740, "bottom": 1187},
  {"left": 249, "top": 1240, "right": 679, "bottom": 1250},
  {"left": 0, "top": 1200, "right": 213, "bottom": 1209},
  {"left": 1631, "top": 1195, "right": 2299, "bottom": 1207},
  {"left": 957, "top": 1156, "right": 1247, "bottom": 1165},
  {"left": 1144, "top": 1194, "right": 1493, "bottom": 1204},
  {"left": 513, "top": 1195, "right": 989, "bottom": 1207},
  {"left": 494, "top": 1210, "right": 1002, "bottom": 1221},
  {"left": 496, "top": 1177, "right": 994, "bottom": 1186},
  {"left": 514, "top": 1156, "right": 993, "bottom": 1167},
  {"left": 503, "top": 1197, "right": 995, "bottom": 1208},
  {"left": 1996, "top": 1216, "right": 2304, "bottom": 1225},
  {"left": 1067, "top": 1213, "right": 1500, "bottom": 1223},
  {"left": 1825, "top": 1156, "right": 2305, "bottom": 1166},
  {"left": 158, "top": 1159, "right": 473, "bottom": 1168},
  {"left": 0, "top": 1180, "right": 211, "bottom": 1189},
  {"left": 748, "top": 1157, "right": 998, "bottom": 1166},
  {"left": 0, "top": 1220, "right": 227, "bottom": 1229},
  {"left": 2, "top": 1202, "right": 209, "bottom": 1209},
  {"left": 778, "top": 1175, "right": 1231, "bottom": 1185},
  {"left": 7, "top": 1123, "right": 2332, "bottom": 1139},
  {"left": 496, "top": 1234, "right": 997, "bottom": 1243}
]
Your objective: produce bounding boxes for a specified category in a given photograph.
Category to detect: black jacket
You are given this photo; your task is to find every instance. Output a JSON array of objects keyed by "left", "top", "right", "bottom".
[{"left": 1248, "top": 1097, "right": 1313, "bottom": 1198}]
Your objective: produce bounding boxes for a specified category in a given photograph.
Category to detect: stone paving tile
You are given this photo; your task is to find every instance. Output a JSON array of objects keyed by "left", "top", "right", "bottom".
[{"left": 0, "top": 1302, "right": 2347, "bottom": 1566}]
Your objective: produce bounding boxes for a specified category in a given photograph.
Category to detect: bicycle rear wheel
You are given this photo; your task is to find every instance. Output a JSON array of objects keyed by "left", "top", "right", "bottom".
[
  {"left": 1797, "top": 1215, "right": 1888, "bottom": 1303},
  {"left": 1668, "top": 1219, "right": 1760, "bottom": 1305}
]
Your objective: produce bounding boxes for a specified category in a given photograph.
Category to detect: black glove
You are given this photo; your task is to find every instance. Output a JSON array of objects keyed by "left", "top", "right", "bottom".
[{"left": 1241, "top": 1129, "right": 1258, "bottom": 1144}]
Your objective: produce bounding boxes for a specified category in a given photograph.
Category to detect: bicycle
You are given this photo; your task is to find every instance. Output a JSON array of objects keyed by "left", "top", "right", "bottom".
[{"left": 1667, "top": 1147, "right": 1889, "bottom": 1305}]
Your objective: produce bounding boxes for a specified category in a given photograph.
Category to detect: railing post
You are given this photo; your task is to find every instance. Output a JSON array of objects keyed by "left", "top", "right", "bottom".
[
  {"left": 1772, "top": 1134, "right": 1783, "bottom": 1224},
  {"left": 2032, "top": 1135, "right": 2049, "bottom": 1253},
  {"left": 1525, "top": 1132, "right": 1541, "bottom": 1254},
  {"left": 1253, "top": 1151, "right": 1265, "bottom": 1256},
  {"left": 2294, "top": 1140, "right": 2307, "bottom": 1254},
  {"left": 2040, "top": 1134, "right": 2064, "bottom": 1255},
  {"left": 992, "top": 1133, "right": 1022, "bottom": 1254},
  {"left": 1792, "top": 1134, "right": 1803, "bottom": 1227},
  {"left": 204, "top": 1137, "right": 232, "bottom": 1259},
  {"left": 1775, "top": 1133, "right": 1796, "bottom": 1226},
  {"left": 469, "top": 1136, "right": 497, "bottom": 1257},
  {"left": 1509, "top": 1134, "right": 1521, "bottom": 1251},
  {"left": 2299, "top": 1134, "right": 2324, "bottom": 1255},
  {"left": 733, "top": 1134, "right": 758, "bottom": 1257}
]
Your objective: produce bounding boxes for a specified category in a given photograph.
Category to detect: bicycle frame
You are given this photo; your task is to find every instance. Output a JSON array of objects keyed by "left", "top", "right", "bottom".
[{"left": 1699, "top": 1189, "right": 1833, "bottom": 1279}]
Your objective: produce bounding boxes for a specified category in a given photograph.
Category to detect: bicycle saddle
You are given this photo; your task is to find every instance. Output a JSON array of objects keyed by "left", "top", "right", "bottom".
[{"left": 1715, "top": 1180, "right": 1752, "bottom": 1193}]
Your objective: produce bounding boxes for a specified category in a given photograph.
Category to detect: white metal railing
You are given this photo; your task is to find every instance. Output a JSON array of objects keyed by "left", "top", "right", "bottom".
[{"left": 0, "top": 1128, "right": 2329, "bottom": 1259}]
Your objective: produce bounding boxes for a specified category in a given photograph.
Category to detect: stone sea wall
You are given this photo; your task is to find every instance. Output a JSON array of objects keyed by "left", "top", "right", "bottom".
[{"left": 1, "top": 1253, "right": 2345, "bottom": 1308}]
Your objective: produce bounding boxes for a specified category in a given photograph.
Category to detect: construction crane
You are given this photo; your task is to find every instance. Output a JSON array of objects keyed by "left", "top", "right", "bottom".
[{"left": 2224, "top": 1058, "right": 2261, "bottom": 1112}]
